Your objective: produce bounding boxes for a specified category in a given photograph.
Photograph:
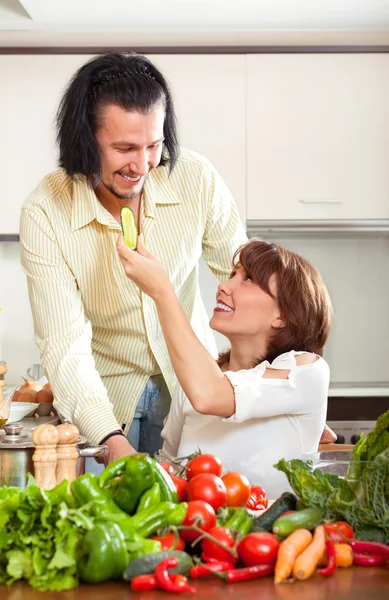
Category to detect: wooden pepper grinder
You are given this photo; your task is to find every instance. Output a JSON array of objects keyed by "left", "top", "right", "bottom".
[
  {"left": 56, "top": 422, "right": 80, "bottom": 488},
  {"left": 32, "top": 424, "right": 59, "bottom": 490}
]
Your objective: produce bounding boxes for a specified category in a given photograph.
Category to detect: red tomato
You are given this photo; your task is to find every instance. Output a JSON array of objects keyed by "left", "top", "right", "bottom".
[
  {"left": 187, "top": 473, "right": 227, "bottom": 512},
  {"left": 323, "top": 522, "right": 354, "bottom": 543},
  {"left": 202, "top": 526, "right": 238, "bottom": 565},
  {"left": 152, "top": 532, "right": 185, "bottom": 552},
  {"left": 186, "top": 454, "right": 223, "bottom": 480},
  {"left": 221, "top": 472, "right": 251, "bottom": 507},
  {"left": 280, "top": 510, "right": 296, "bottom": 518},
  {"left": 171, "top": 474, "right": 188, "bottom": 502},
  {"left": 237, "top": 532, "right": 280, "bottom": 566},
  {"left": 180, "top": 500, "right": 217, "bottom": 542},
  {"left": 159, "top": 462, "right": 175, "bottom": 476}
]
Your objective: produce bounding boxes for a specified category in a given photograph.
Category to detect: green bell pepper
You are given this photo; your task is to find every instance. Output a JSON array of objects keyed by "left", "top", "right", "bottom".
[
  {"left": 137, "top": 482, "right": 161, "bottom": 513},
  {"left": 78, "top": 522, "right": 128, "bottom": 584},
  {"left": 98, "top": 455, "right": 132, "bottom": 488},
  {"left": 130, "top": 501, "right": 188, "bottom": 538},
  {"left": 144, "top": 456, "right": 178, "bottom": 503},
  {"left": 113, "top": 454, "right": 155, "bottom": 514}
]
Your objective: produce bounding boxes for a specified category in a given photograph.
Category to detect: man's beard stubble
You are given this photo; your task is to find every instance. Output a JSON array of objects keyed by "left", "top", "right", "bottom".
[{"left": 102, "top": 180, "right": 145, "bottom": 201}]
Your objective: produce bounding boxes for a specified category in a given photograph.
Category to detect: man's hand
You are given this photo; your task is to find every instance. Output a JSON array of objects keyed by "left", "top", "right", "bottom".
[
  {"left": 104, "top": 434, "right": 137, "bottom": 465},
  {"left": 320, "top": 423, "right": 337, "bottom": 444}
]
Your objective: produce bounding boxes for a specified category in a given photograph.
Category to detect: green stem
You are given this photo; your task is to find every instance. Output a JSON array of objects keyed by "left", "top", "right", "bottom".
[{"left": 178, "top": 525, "right": 238, "bottom": 558}]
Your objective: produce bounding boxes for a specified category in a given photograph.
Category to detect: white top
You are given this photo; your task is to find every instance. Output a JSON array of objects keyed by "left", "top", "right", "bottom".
[{"left": 161, "top": 351, "right": 330, "bottom": 499}]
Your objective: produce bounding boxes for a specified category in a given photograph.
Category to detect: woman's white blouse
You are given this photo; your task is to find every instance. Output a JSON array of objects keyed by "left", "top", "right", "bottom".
[{"left": 161, "top": 351, "right": 330, "bottom": 499}]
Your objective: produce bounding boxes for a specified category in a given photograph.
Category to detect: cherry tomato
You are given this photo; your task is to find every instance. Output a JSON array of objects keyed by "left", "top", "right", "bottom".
[
  {"left": 180, "top": 500, "right": 217, "bottom": 542},
  {"left": 152, "top": 532, "right": 185, "bottom": 552},
  {"left": 187, "top": 473, "right": 227, "bottom": 512},
  {"left": 237, "top": 532, "right": 280, "bottom": 566},
  {"left": 186, "top": 454, "right": 223, "bottom": 480},
  {"left": 221, "top": 472, "right": 251, "bottom": 507},
  {"left": 159, "top": 462, "right": 175, "bottom": 476},
  {"left": 202, "top": 526, "right": 238, "bottom": 565},
  {"left": 323, "top": 522, "right": 354, "bottom": 543},
  {"left": 171, "top": 474, "right": 188, "bottom": 502}
]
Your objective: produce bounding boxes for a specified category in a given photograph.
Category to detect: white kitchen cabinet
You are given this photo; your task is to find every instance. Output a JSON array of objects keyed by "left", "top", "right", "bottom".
[
  {"left": 247, "top": 54, "right": 389, "bottom": 220},
  {"left": 0, "top": 54, "right": 246, "bottom": 235}
]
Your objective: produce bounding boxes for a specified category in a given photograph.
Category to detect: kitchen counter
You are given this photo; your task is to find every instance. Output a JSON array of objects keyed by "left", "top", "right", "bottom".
[{"left": 1, "top": 568, "right": 388, "bottom": 599}]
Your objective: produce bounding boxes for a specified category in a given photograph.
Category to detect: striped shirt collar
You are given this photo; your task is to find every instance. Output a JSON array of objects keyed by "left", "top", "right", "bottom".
[{"left": 71, "top": 166, "right": 181, "bottom": 232}]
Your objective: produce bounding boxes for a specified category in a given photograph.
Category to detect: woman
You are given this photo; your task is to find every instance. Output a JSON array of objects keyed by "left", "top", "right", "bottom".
[{"left": 117, "top": 237, "right": 333, "bottom": 497}]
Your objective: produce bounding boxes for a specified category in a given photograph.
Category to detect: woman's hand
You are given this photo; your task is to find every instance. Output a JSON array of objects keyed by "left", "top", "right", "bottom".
[{"left": 117, "top": 234, "right": 172, "bottom": 300}]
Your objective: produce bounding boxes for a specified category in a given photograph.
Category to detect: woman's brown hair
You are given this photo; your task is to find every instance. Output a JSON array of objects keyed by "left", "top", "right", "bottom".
[{"left": 217, "top": 240, "right": 333, "bottom": 369}]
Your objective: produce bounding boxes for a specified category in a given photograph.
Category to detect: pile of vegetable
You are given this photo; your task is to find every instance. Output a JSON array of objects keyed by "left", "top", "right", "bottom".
[
  {"left": 275, "top": 409, "right": 389, "bottom": 544},
  {"left": 0, "top": 411, "right": 388, "bottom": 592}
]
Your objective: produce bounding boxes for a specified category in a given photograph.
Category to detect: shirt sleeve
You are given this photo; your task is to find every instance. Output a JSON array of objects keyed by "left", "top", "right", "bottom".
[
  {"left": 202, "top": 168, "right": 248, "bottom": 282},
  {"left": 223, "top": 353, "right": 330, "bottom": 423},
  {"left": 161, "top": 383, "right": 185, "bottom": 457},
  {"left": 20, "top": 206, "right": 121, "bottom": 446}
]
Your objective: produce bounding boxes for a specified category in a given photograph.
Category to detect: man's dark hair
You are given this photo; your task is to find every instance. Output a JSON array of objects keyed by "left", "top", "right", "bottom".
[{"left": 56, "top": 52, "right": 179, "bottom": 178}]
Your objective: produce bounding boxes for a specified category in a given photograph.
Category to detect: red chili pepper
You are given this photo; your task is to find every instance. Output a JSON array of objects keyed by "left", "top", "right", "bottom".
[
  {"left": 154, "top": 557, "right": 196, "bottom": 594},
  {"left": 318, "top": 539, "right": 337, "bottom": 576},
  {"left": 189, "top": 561, "right": 233, "bottom": 579},
  {"left": 131, "top": 574, "right": 157, "bottom": 591},
  {"left": 218, "top": 564, "right": 274, "bottom": 583},
  {"left": 350, "top": 540, "right": 389, "bottom": 559},
  {"left": 353, "top": 553, "right": 388, "bottom": 567}
]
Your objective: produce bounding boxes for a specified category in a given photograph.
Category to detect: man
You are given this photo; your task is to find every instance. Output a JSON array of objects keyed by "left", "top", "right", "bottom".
[{"left": 20, "top": 52, "right": 247, "bottom": 462}]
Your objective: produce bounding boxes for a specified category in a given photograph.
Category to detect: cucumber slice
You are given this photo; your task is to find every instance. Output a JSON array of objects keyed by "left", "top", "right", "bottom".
[{"left": 120, "top": 206, "right": 138, "bottom": 250}]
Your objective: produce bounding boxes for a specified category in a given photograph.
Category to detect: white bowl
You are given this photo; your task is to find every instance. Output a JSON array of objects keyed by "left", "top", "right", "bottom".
[{"left": 8, "top": 402, "right": 39, "bottom": 423}]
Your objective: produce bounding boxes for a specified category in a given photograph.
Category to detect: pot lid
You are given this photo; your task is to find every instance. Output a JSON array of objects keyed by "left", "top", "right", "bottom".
[{"left": 0, "top": 424, "right": 87, "bottom": 450}]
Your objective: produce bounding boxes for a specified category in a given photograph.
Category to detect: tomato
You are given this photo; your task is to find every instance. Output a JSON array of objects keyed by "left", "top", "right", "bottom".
[
  {"left": 187, "top": 473, "right": 227, "bottom": 512},
  {"left": 202, "top": 526, "right": 238, "bottom": 565},
  {"left": 152, "top": 532, "right": 185, "bottom": 552},
  {"left": 280, "top": 511, "right": 296, "bottom": 518},
  {"left": 186, "top": 454, "right": 223, "bottom": 480},
  {"left": 171, "top": 474, "right": 188, "bottom": 502},
  {"left": 180, "top": 500, "right": 217, "bottom": 542},
  {"left": 323, "top": 522, "right": 354, "bottom": 543},
  {"left": 246, "top": 485, "right": 268, "bottom": 510},
  {"left": 159, "top": 462, "right": 175, "bottom": 476},
  {"left": 237, "top": 532, "right": 280, "bottom": 566},
  {"left": 221, "top": 472, "right": 251, "bottom": 507}
]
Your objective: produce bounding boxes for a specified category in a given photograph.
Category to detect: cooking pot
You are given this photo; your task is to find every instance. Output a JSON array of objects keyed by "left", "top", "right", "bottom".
[{"left": 0, "top": 423, "right": 108, "bottom": 487}]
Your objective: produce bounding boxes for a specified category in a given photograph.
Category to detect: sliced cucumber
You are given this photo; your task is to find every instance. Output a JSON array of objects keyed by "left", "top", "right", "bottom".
[
  {"left": 120, "top": 206, "right": 138, "bottom": 250},
  {"left": 251, "top": 492, "right": 297, "bottom": 533}
]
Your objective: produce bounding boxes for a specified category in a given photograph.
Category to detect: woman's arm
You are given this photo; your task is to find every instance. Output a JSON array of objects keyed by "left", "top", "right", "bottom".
[{"left": 117, "top": 236, "right": 236, "bottom": 417}]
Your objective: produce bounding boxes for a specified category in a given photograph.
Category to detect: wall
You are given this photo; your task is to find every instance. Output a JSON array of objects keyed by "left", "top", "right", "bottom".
[{"left": 254, "top": 234, "right": 389, "bottom": 387}]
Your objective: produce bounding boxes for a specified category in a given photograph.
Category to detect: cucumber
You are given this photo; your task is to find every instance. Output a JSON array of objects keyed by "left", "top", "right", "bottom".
[
  {"left": 251, "top": 492, "right": 297, "bottom": 533},
  {"left": 120, "top": 206, "right": 138, "bottom": 250},
  {"left": 272, "top": 507, "right": 324, "bottom": 537},
  {"left": 123, "top": 550, "right": 193, "bottom": 582}
]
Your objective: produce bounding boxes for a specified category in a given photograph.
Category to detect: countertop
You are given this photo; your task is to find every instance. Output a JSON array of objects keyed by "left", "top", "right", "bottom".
[{"left": 1, "top": 567, "right": 388, "bottom": 600}]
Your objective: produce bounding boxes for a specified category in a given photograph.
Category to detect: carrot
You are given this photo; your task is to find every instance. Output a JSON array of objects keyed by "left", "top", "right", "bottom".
[
  {"left": 274, "top": 529, "right": 313, "bottom": 584},
  {"left": 292, "top": 525, "right": 326, "bottom": 581}
]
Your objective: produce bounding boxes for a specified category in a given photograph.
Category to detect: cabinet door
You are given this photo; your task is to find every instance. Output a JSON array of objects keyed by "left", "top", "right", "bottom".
[
  {"left": 148, "top": 54, "right": 246, "bottom": 221},
  {"left": 247, "top": 54, "right": 389, "bottom": 220},
  {"left": 0, "top": 54, "right": 246, "bottom": 235}
]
